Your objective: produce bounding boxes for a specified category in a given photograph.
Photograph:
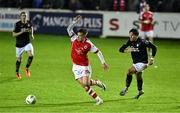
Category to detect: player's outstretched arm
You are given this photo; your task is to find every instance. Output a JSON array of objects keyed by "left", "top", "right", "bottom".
[
  {"left": 67, "top": 15, "right": 81, "bottom": 37},
  {"left": 146, "top": 41, "right": 157, "bottom": 65},
  {"left": 96, "top": 51, "right": 109, "bottom": 71},
  {"left": 31, "top": 27, "right": 34, "bottom": 40},
  {"left": 148, "top": 46, "right": 157, "bottom": 65}
]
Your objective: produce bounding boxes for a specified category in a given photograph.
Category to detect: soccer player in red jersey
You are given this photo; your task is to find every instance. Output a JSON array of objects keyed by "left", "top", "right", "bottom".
[
  {"left": 67, "top": 15, "right": 109, "bottom": 105},
  {"left": 139, "top": 4, "right": 155, "bottom": 56},
  {"left": 139, "top": 4, "right": 154, "bottom": 43}
]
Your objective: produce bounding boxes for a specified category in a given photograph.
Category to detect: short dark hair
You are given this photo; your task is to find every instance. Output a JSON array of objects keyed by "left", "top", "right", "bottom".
[
  {"left": 20, "top": 11, "right": 27, "bottom": 16},
  {"left": 77, "top": 28, "right": 88, "bottom": 35},
  {"left": 129, "top": 28, "right": 139, "bottom": 36}
]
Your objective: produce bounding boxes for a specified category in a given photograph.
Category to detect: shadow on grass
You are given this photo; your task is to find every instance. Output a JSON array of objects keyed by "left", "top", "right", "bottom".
[
  {"left": 0, "top": 101, "right": 92, "bottom": 109},
  {"left": 0, "top": 77, "right": 19, "bottom": 84},
  {"left": 104, "top": 98, "right": 132, "bottom": 103},
  {"left": 175, "top": 105, "right": 180, "bottom": 109},
  {"left": 0, "top": 98, "right": 131, "bottom": 109}
]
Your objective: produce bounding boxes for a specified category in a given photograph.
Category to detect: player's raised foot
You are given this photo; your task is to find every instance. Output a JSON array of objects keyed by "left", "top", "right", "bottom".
[
  {"left": 96, "top": 80, "right": 106, "bottom": 91},
  {"left": 95, "top": 97, "right": 103, "bottom": 105},
  {"left": 134, "top": 90, "right": 144, "bottom": 99},
  {"left": 120, "top": 87, "right": 128, "bottom": 96},
  {"left": 24, "top": 68, "right": 30, "bottom": 77},
  {"left": 16, "top": 73, "right": 22, "bottom": 79}
]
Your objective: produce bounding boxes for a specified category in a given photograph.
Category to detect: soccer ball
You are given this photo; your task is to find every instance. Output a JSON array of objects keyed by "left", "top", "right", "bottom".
[{"left": 25, "top": 95, "right": 36, "bottom": 104}]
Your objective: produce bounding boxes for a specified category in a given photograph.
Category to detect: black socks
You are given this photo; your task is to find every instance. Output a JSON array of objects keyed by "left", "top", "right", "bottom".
[
  {"left": 137, "top": 79, "right": 143, "bottom": 91},
  {"left": 26, "top": 56, "right": 33, "bottom": 68},
  {"left": 126, "top": 74, "right": 132, "bottom": 88},
  {"left": 16, "top": 60, "right": 21, "bottom": 73}
]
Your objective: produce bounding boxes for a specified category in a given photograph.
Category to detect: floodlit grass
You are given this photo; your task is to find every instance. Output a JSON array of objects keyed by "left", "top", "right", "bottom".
[{"left": 0, "top": 32, "right": 180, "bottom": 112}]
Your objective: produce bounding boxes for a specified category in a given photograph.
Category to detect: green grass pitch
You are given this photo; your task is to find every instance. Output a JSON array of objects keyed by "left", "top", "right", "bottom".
[{"left": 0, "top": 32, "right": 180, "bottom": 113}]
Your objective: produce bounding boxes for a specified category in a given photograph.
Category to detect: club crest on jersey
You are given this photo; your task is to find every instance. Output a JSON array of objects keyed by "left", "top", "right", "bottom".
[
  {"left": 75, "top": 48, "right": 83, "bottom": 55},
  {"left": 84, "top": 45, "right": 88, "bottom": 49},
  {"left": 136, "top": 43, "right": 139, "bottom": 47}
]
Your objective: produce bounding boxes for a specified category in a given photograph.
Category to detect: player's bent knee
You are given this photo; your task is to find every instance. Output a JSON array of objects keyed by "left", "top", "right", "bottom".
[
  {"left": 128, "top": 69, "right": 135, "bottom": 75},
  {"left": 28, "top": 53, "right": 34, "bottom": 57},
  {"left": 79, "top": 81, "right": 87, "bottom": 88},
  {"left": 29, "top": 54, "right": 33, "bottom": 57},
  {"left": 27, "top": 50, "right": 34, "bottom": 56},
  {"left": 16, "top": 57, "right": 22, "bottom": 62},
  {"left": 83, "top": 83, "right": 90, "bottom": 87},
  {"left": 29, "top": 56, "right": 34, "bottom": 59}
]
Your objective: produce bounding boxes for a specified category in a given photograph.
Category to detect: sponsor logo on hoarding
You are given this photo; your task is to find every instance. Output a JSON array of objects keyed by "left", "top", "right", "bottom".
[{"left": 30, "top": 11, "right": 103, "bottom": 36}]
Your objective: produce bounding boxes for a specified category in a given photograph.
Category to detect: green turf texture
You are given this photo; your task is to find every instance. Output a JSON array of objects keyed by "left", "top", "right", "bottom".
[{"left": 0, "top": 32, "right": 180, "bottom": 113}]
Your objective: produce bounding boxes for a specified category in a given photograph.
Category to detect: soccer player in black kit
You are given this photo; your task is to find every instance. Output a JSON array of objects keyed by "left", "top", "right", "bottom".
[
  {"left": 119, "top": 28, "right": 157, "bottom": 99},
  {"left": 12, "top": 12, "right": 34, "bottom": 79}
]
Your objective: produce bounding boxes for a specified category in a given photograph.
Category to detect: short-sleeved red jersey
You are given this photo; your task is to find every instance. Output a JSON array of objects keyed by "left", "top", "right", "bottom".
[
  {"left": 67, "top": 21, "right": 98, "bottom": 66},
  {"left": 140, "top": 11, "right": 153, "bottom": 31},
  {"left": 71, "top": 38, "right": 94, "bottom": 66}
]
